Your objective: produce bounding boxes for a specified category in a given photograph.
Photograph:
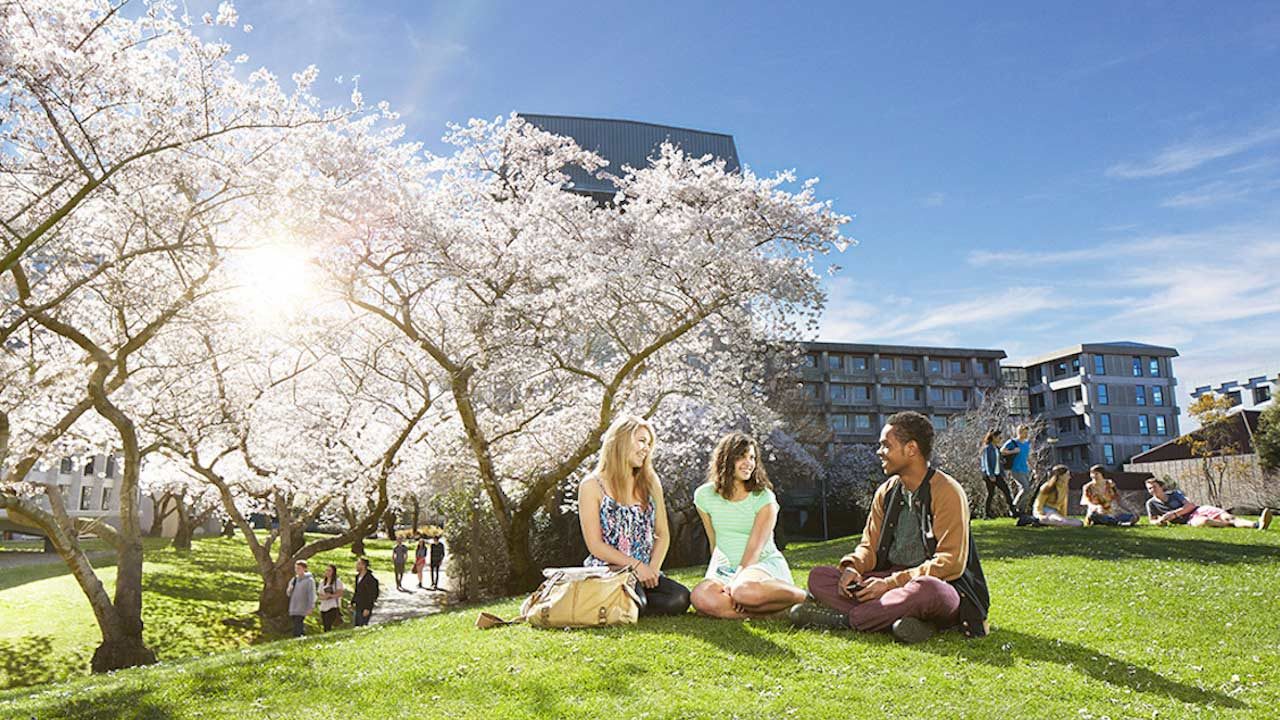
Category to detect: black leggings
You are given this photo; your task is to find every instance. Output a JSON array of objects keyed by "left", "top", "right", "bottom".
[
  {"left": 636, "top": 575, "right": 691, "bottom": 616},
  {"left": 983, "top": 474, "right": 1015, "bottom": 518},
  {"left": 321, "top": 607, "right": 340, "bottom": 631}
]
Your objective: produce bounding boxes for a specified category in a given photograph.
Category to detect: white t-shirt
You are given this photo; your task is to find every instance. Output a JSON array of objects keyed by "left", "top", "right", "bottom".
[{"left": 318, "top": 579, "right": 344, "bottom": 611}]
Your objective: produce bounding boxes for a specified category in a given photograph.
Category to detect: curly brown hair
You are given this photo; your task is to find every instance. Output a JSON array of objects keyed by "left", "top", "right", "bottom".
[{"left": 706, "top": 432, "right": 773, "bottom": 500}]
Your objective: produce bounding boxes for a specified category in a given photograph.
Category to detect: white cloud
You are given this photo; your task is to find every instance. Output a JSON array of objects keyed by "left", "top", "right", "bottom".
[
  {"left": 1106, "top": 124, "right": 1280, "bottom": 179},
  {"left": 921, "top": 192, "right": 947, "bottom": 207}
]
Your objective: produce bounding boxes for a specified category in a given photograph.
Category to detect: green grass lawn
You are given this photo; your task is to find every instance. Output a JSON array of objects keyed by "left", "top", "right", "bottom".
[
  {"left": 0, "top": 534, "right": 393, "bottom": 690},
  {"left": 2, "top": 522, "right": 1278, "bottom": 719}
]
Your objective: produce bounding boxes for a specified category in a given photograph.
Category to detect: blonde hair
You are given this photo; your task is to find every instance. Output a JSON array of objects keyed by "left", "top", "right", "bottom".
[
  {"left": 1042, "top": 464, "right": 1070, "bottom": 504},
  {"left": 594, "top": 415, "right": 658, "bottom": 507}
]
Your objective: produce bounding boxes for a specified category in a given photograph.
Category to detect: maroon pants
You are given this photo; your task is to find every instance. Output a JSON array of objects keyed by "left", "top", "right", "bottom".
[{"left": 808, "top": 565, "right": 960, "bottom": 632}]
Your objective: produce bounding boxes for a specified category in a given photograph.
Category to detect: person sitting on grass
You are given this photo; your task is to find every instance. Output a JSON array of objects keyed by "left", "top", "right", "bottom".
[
  {"left": 1080, "top": 465, "right": 1138, "bottom": 526},
  {"left": 1032, "top": 465, "right": 1083, "bottom": 527},
  {"left": 791, "top": 411, "right": 990, "bottom": 643},
  {"left": 1146, "top": 477, "right": 1273, "bottom": 530},
  {"left": 689, "top": 432, "right": 805, "bottom": 619},
  {"left": 578, "top": 414, "right": 691, "bottom": 616}
]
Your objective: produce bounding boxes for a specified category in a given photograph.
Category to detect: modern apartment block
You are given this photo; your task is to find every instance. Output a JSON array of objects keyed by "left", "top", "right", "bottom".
[
  {"left": 1007, "top": 342, "right": 1181, "bottom": 471},
  {"left": 1191, "top": 372, "right": 1277, "bottom": 411},
  {"left": 796, "top": 342, "right": 1007, "bottom": 444},
  {"left": 0, "top": 454, "right": 124, "bottom": 538}
]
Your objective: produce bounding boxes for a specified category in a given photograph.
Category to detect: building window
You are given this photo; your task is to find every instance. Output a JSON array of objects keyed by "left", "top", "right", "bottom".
[
  {"left": 1135, "top": 385, "right": 1146, "bottom": 406},
  {"left": 1256, "top": 386, "right": 1272, "bottom": 404},
  {"left": 854, "top": 385, "right": 871, "bottom": 401},
  {"left": 804, "top": 383, "right": 818, "bottom": 400},
  {"left": 1103, "top": 444, "right": 1115, "bottom": 465},
  {"left": 1100, "top": 414, "right": 1112, "bottom": 434},
  {"left": 1025, "top": 366, "right": 1039, "bottom": 385},
  {"left": 948, "top": 388, "right": 967, "bottom": 405},
  {"left": 1071, "top": 356, "right": 1081, "bottom": 373},
  {"left": 949, "top": 360, "right": 964, "bottom": 374},
  {"left": 1093, "top": 355, "right": 1106, "bottom": 375},
  {"left": 1141, "top": 444, "right": 1152, "bottom": 453},
  {"left": 1149, "top": 358, "right": 1160, "bottom": 377},
  {"left": 1226, "top": 391, "right": 1242, "bottom": 407},
  {"left": 901, "top": 358, "right": 919, "bottom": 373},
  {"left": 1097, "top": 384, "right": 1109, "bottom": 405},
  {"left": 802, "top": 354, "right": 817, "bottom": 368},
  {"left": 1056, "top": 417, "right": 1075, "bottom": 433},
  {"left": 105, "top": 456, "right": 116, "bottom": 479},
  {"left": 976, "top": 360, "right": 989, "bottom": 375},
  {"left": 83, "top": 458, "right": 95, "bottom": 476},
  {"left": 879, "top": 357, "right": 894, "bottom": 372},
  {"left": 1152, "top": 386, "right": 1164, "bottom": 406},
  {"left": 1059, "top": 446, "right": 1075, "bottom": 463},
  {"left": 58, "top": 484, "right": 70, "bottom": 503},
  {"left": 880, "top": 386, "right": 895, "bottom": 402},
  {"left": 928, "top": 359, "right": 942, "bottom": 374},
  {"left": 901, "top": 386, "right": 921, "bottom": 402},
  {"left": 1030, "top": 393, "right": 1046, "bottom": 413},
  {"left": 79, "top": 486, "right": 94, "bottom": 511},
  {"left": 1155, "top": 416, "right": 1167, "bottom": 436},
  {"left": 60, "top": 457, "right": 74, "bottom": 474},
  {"left": 101, "top": 487, "right": 113, "bottom": 511},
  {"left": 830, "top": 384, "right": 847, "bottom": 402},
  {"left": 951, "top": 416, "right": 967, "bottom": 429},
  {"left": 1054, "top": 361, "right": 1068, "bottom": 377},
  {"left": 931, "top": 415, "right": 948, "bottom": 431},
  {"left": 1138, "top": 415, "right": 1149, "bottom": 435},
  {"left": 1132, "top": 356, "right": 1142, "bottom": 376},
  {"left": 827, "top": 355, "right": 843, "bottom": 371},
  {"left": 854, "top": 414, "right": 872, "bottom": 430},
  {"left": 850, "top": 356, "right": 868, "bottom": 371},
  {"left": 830, "top": 414, "right": 848, "bottom": 431},
  {"left": 928, "top": 387, "right": 943, "bottom": 404}
]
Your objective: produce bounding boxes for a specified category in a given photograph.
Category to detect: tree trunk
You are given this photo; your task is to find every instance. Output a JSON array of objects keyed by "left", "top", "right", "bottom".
[
  {"left": 411, "top": 496, "right": 420, "bottom": 535},
  {"left": 172, "top": 515, "right": 195, "bottom": 552},
  {"left": 351, "top": 534, "right": 366, "bottom": 556},
  {"left": 504, "top": 510, "right": 539, "bottom": 593},
  {"left": 146, "top": 493, "right": 170, "bottom": 537},
  {"left": 222, "top": 518, "right": 236, "bottom": 537},
  {"left": 383, "top": 511, "right": 396, "bottom": 541},
  {"left": 257, "top": 565, "right": 294, "bottom": 636}
]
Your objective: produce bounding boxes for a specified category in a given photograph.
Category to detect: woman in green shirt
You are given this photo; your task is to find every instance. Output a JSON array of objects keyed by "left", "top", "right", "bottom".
[{"left": 690, "top": 432, "right": 805, "bottom": 618}]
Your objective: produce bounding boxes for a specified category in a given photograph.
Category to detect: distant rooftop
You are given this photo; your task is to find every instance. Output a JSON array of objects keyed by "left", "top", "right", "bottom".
[
  {"left": 1008, "top": 341, "right": 1180, "bottom": 368},
  {"left": 804, "top": 340, "right": 1007, "bottom": 359},
  {"left": 517, "top": 113, "right": 741, "bottom": 196}
]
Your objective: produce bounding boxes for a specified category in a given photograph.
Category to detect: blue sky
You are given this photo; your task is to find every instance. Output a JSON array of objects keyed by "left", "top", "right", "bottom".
[{"left": 212, "top": 1, "right": 1280, "bottom": 421}]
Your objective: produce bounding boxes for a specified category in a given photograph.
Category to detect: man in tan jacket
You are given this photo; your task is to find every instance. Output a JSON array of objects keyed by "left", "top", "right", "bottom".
[{"left": 791, "top": 411, "right": 990, "bottom": 643}]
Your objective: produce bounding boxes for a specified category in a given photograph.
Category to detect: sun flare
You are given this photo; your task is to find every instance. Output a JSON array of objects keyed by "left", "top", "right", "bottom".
[{"left": 228, "top": 242, "right": 320, "bottom": 325}]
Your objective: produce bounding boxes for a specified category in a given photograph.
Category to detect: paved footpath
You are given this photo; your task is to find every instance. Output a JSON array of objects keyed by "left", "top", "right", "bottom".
[{"left": 369, "top": 558, "right": 454, "bottom": 625}]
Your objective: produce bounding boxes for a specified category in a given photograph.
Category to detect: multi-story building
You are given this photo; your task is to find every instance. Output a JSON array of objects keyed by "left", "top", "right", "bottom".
[
  {"left": 1006, "top": 342, "right": 1181, "bottom": 471},
  {"left": 796, "top": 341, "right": 1007, "bottom": 445},
  {"left": 1, "top": 454, "right": 124, "bottom": 540},
  {"left": 1191, "top": 372, "right": 1277, "bottom": 411}
]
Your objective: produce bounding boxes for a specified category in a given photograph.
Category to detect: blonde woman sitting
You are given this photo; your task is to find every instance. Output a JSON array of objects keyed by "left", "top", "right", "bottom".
[
  {"left": 689, "top": 432, "right": 805, "bottom": 618},
  {"left": 1033, "top": 465, "right": 1084, "bottom": 527}
]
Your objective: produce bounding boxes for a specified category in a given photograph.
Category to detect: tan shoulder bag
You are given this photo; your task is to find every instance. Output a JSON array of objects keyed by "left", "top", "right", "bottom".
[{"left": 476, "top": 567, "right": 641, "bottom": 629}]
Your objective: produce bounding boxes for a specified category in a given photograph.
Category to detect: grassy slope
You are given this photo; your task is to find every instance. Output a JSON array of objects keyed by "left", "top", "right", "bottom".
[
  {"left": 0, "top": 535, "right": 393, "bottom": 689},
  {"left": 2, "top": 523, "right": 1278, "bottom": 719}
]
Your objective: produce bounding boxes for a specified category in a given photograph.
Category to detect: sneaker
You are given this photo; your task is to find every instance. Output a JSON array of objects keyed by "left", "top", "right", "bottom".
[
  {"left": 1257, "top": 508, "right": 1273, "bottom": 530},
  {"left": 890, "top": 617, "right": 936, "bottom": 644},
  {"left": 788, "top": 602, "right": 849, "bottom": 630}
]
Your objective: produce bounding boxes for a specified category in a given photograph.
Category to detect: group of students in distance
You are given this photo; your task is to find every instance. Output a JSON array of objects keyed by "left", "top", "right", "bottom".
[
  {"left": 579, "top": 411, "right": 988, "bottom": 644},
  {"left": 979, "top": 425, "right": 1274, "bottom": 530}
]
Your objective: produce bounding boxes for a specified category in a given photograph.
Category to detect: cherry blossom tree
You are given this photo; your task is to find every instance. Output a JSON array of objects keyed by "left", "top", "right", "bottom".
[{"left": 332, "top": 116, "right": 850, "bottom": 590}]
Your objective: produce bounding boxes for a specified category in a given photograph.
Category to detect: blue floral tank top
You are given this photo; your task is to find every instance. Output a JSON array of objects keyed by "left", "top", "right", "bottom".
[{"left": 584, "top": 478, "right": 655, "bottom": 567}]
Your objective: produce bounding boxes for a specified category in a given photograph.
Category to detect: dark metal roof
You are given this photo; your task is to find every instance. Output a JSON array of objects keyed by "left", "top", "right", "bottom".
[
  {"left": 1128, "top": 409, "right": 1261, "bottom": 463},
  {"left": 1010, "top": 341, "right": 1180, "bottom": 368},
  {"left": 804, "top": 340, "right": 1007, "bottom": 359},
  {"left": 517, "top": 113, "right": 741, "bottom": 196}
]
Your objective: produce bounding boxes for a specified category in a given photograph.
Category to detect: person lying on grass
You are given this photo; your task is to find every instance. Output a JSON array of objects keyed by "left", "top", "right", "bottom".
[
  {"left": 791, "top": 411, "right": 990, "bottom": 643},
  {"left": 578, "top": 414, "right": 691, "bottom": 616},
  {"left": 689, "top": 432, "right": 806, "bottom": 618},
  {"left": 1080, "top": 466, "right": 1139, "bottom": 526},
  {"left": 1031, "top": 465, "right": 1084, "bottom": 527},
  {"left": 1145, "top": 477, "right": 1273, "bottom": 530}
]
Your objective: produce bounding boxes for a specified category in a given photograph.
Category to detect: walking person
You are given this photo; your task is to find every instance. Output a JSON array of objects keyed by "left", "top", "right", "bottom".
[
  {"left": 689, "top": 432, "right": 805, "bottom": 619},
  {"left": 1080, "top": 465, "right": 1138, "bottom": 526},
  {"left": 318, "top": 563, "right": 345, "bottom": 632},
  {"left": 980, "top": 429, "right": 1016, "bottom": 518},
  {"left": 1032, "top": 465, "right": 1084, "bottom": 527},
  {"left": 285, "top": 560, "right": 317, "bottom": 638},
  {"left": 578, "top": 415, "right": 691, "bottom": 615},
  {"left": 793, "top": 412, "right": 990, "bottom": 643},
  {"left": 1001, "top": 424, "right": 1034, "bottom": 515},
  {"left": 392, "top": 537, "right": 409, "bottom": 591},
  {"left": 413, "top": 538, "right": 428, "bottom": 589},
  {"left": 429, "top": 536, "right": 447, "bottom": 590},
  {"left": 351, "top": 556, "right": 380, "bottom": 627}
]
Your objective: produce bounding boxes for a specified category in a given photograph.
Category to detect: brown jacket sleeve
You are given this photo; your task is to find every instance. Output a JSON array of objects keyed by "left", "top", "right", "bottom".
[
  {"left": 839, "top": 479, "right": 892, "bottom": 574},
  {"left": 884, "top": 471, "right": 970, "bottom": 588}
]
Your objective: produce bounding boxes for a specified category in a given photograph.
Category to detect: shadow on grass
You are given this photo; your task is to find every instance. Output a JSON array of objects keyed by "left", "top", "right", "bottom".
[
  {"left": 0, "top": 635, "right": 90, "bottom": 690},
  {"left": 624, "top": 614, "right": 799, "bottom": 660},
  {"left": 916, "top": 627, "right": 1246, "bottom": 710},
  {"left": 18, "top": 682, "right": 187, "bottom": 720}
]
